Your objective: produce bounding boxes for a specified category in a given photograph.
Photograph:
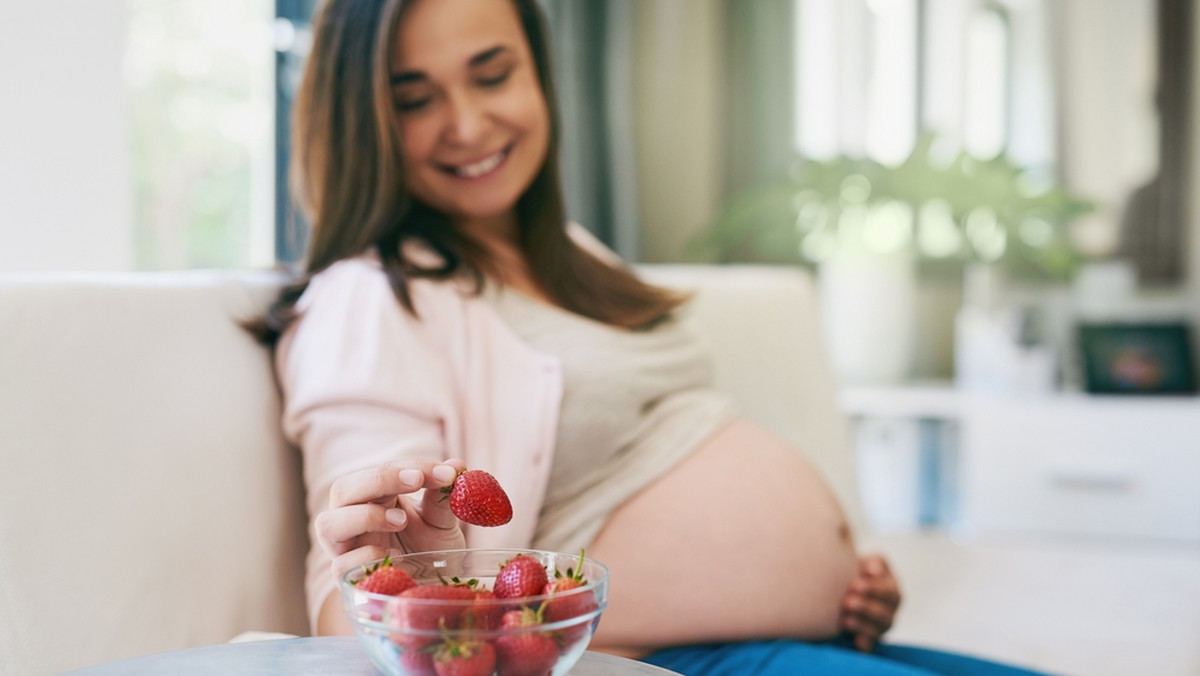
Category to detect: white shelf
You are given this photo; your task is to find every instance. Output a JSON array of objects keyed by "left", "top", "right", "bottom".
[
  {"left": 840, "top": 382, "right": 1200, "bottom": 544},
  {"left": 838, "top": 381, "right": 962, "bottom": 419},
  {"left": 840, "top": 382, "right": 1200, "bottom": 419}
]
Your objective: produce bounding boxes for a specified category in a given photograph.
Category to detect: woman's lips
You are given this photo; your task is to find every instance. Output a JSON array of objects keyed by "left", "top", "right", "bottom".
[{"left": 441, "top": 145, "right": 512, "bottom": 179}]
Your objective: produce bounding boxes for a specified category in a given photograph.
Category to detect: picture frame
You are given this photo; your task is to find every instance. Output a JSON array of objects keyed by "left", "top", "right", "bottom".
[{"left": 1078, "top": 323, "right": 1197, "bottom": 395}]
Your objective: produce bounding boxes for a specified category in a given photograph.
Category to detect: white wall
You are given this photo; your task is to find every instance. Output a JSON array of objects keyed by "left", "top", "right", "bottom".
[{"left": 0, "top": 0, "right": 133, "bottom": 272}]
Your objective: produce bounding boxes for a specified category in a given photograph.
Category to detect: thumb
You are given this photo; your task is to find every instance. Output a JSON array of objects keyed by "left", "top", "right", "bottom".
[{"left": 416, "top": 462, "right": 464, "bottom": 530}]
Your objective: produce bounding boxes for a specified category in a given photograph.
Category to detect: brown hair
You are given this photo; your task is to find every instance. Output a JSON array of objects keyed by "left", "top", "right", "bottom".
[{"left": 247, "top": 0, "right": 685, "bottom": 346}]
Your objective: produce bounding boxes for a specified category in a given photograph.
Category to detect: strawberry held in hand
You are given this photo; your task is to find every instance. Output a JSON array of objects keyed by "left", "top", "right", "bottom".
[{"left": 443, "top": 469, "right": 513, "bottom": 527}]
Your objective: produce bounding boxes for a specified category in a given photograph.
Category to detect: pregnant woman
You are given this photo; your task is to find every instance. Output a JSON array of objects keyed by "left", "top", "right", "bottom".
[{"left": 249, "top": 1, "right": 1048, "bottom": 674}]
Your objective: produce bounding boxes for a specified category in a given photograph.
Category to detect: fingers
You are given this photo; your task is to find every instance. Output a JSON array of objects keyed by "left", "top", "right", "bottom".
[
  {"left": 858, "top": 553, "right": 890, "bottom": 577},
  {"left": 854, "top": 553, "right": 902, "bottom": 606},
  {"left": 316, "top": 459, "right": 468, "bottom": 588},
  {"left": 328, "top": 459, "right": 464, "bottom": 509},
  {"left": 840, "top": 554, "right": 902, "bottom": 652},
  {"left": 838, "top": 610, "right": 882, "bottom": 652},
  {"left": 315, "top": 502, "right": 407, "bottom": 558},
  {"left": 840, "top": 604, "right": 885, "bottom": 653},
  {"left": 842, "top": 594, "right": 895, "bottom": 629}
]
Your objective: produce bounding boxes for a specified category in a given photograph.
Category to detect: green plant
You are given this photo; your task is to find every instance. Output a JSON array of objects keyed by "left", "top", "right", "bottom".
[{"left": 689, "top": 134, "right": 1095, "bottom": 281}]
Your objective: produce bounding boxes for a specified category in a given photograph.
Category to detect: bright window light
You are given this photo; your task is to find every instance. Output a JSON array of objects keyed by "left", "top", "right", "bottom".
[
  {"left": 963, "top": 9, "right": 1008, "bottom": 159},
  {"left": 125, "top": 0, "right": 275, "bottom": 270}
]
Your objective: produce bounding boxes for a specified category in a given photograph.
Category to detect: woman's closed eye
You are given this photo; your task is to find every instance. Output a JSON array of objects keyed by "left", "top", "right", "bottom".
[
  {"left": 396, "top": 96, "right": 432, "bottom": 113},
  {"left": 476, "top": 69, "right": 512, "bottom": 88},
  {"left": 393, "top": 84, "right": 434, "bottom": 113}
]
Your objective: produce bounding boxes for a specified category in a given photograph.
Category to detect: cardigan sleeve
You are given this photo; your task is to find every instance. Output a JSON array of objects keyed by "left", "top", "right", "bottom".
[{"left": 275, "top": 258, "right": 460, "bottom": 631}]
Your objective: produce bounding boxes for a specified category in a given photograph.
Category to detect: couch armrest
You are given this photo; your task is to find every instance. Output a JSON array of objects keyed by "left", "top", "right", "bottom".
[{"left": 0, "top": 271, "right": 309, "bottom": 675}]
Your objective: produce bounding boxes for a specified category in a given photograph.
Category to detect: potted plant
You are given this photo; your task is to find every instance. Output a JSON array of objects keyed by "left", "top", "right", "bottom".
[
  {"left": 688, "top": 134, "right": 1095, "bottom": 384},
  {"left": 690, "top": 134, "right": 1093, "bottom": 278}
]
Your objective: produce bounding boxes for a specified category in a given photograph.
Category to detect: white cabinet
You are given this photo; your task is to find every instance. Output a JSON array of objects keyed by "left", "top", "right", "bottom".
[
  {"left": 841, "top": 384, "right": 1200, "bottom": 544},
  {"left": 961, "top": 394, "right": 1200, "bottom": 542}
]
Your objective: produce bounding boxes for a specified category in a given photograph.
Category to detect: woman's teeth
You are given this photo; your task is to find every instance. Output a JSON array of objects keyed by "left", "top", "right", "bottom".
[{"left": 453, "top": 150, "right": 506, "bottom": 178}]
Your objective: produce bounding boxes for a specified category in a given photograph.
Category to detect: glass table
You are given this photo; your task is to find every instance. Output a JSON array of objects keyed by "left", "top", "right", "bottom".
[{"left": 62, "top": 636, "right": 681, "bottom": 675}]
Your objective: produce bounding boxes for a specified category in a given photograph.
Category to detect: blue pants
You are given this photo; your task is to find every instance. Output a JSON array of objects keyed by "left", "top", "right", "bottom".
[{"left": 641, "top": 638, "right": 1055, "bottom": 676}]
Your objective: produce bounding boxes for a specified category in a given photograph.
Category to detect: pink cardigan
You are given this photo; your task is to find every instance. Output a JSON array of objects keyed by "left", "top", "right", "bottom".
[{"left": 276, "top": 251, "right": 564, "bottom": 630}]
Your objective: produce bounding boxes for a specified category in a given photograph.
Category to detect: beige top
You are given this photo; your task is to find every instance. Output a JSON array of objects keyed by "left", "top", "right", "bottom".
[{"left": 484, "top": 285, "right": 738, "bottom": 554}]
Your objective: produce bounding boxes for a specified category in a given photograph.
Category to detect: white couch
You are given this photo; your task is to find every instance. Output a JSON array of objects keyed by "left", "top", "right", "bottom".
[{"left": 0, "top": 264, "right": 857, "bottom": 676}]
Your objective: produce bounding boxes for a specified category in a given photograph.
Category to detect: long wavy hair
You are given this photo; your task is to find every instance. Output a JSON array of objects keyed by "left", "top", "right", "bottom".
[{"left": 247, "top": 0, "right": 686, "bottom": 346}]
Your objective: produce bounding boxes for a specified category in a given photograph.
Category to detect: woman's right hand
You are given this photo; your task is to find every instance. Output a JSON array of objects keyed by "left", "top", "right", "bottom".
[{"left": 315, "top": 458, "right": 467, "bottom": 582}]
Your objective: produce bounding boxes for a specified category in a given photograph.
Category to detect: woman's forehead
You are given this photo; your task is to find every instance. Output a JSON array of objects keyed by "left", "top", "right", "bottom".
[{"left": 392, "top": 0, "right": 526, "bottom": 72}]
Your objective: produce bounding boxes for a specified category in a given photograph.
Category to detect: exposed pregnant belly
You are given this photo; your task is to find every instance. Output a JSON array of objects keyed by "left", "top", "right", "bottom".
[{"left": 586, "top": 417, "right": 858, "bottom": 657}]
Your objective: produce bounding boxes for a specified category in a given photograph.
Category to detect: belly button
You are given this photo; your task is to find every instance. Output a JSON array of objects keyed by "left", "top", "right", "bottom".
[{"left": 837, "top": 522, "right": 853, "bottom": 545}]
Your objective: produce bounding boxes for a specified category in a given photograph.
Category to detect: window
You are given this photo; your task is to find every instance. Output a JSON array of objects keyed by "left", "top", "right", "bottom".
[
  {"left": 125, "top": 0, "right": 275, "bottom": 269},
  {"left": 795, "top": 0, "right": 919, "bottom": 165},
  {"left": 794, "top": 0, "right": 1031, "bottom": 165}
]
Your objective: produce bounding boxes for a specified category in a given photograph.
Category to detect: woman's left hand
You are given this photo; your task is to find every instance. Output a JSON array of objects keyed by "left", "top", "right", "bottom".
[{"left": 838, "top": 553, "right": 902, "bottom": 653}]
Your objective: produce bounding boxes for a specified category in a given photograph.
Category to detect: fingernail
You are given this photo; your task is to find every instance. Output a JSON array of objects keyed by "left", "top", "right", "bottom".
[
  {"left": 398, "top": 469, "right": 422, "bottom": 487},
  {"left": 385, "top": 508, "right": 407, "bottom": 527},
  {"left": 432, "top": 465, "right": 457, "bottom": 483}
]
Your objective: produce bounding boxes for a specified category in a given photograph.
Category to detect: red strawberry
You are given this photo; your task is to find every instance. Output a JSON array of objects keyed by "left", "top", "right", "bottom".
[
  {"left": 388, "top": 584, "right": 477, "bottom": 632},
  {"left": 494, "top": 606, "right": 557, "bottom": 675},
  {"left": 542, "top": 577, "right": 589, "bottom": 619},
  {"left": 541, "top": 552, "right": 597, "bottom": 646},
  {"left": 397, "top": 642, "right": 437, "bottom": 676},
  {"left": 495, "top": 632, "right": 558, "bottom": 676},
  {"left": 463, "top": 588, "right": 503, "bottom": 631},
  {"left": 432, "top": 638, "right": 496, "bottom": 676},
  {"left": 356, "top": 557, "right": 418, "bottom": 596},
  {"left": 443, "top": 469, "right": 513, "bottom": 527},
  {"left": 500, "top": 606, "right": 542, "bottom": 630},
  {"left": 493, "top": 554, "right": 548, "bottom": 600}
]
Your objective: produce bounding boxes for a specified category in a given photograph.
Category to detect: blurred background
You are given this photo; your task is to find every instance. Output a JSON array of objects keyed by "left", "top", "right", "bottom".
[
  {"left": 2, "top": 1, "right": 1198, "bottom": 674},
  {"left": 2, "top": 0, "right": 1195, "bottom": 384}
]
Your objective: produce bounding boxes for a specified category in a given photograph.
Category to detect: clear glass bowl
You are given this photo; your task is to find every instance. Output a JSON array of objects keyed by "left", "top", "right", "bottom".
[{"left": 340, "top": 548, "right": 609, "bottom": 676}]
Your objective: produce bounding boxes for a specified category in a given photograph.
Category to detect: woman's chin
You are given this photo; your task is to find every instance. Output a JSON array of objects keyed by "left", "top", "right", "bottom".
[{"left": 443, "top": 199, "right": 522, "bottom": 224}]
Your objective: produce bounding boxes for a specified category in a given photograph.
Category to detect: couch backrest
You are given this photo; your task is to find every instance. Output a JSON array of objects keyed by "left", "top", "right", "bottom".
[
  {"left": 0, "top": 264, "right": 856, "bottom": 675},
  {"left": 0, "top": 271, "right": 309, "bottom": 676},
  {"left": 639, "top": 265, "right": 861, "bottom": 528}
]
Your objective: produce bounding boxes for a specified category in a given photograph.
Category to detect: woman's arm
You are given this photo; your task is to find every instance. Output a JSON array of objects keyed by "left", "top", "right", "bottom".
[{"left": 277, "top": 259, "right": 467, "bottom": 633}]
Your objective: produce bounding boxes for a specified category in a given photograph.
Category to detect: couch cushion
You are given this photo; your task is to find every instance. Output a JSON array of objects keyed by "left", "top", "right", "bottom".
[{"left": 0, "top": 271, "right": 309, "bottom": 675}]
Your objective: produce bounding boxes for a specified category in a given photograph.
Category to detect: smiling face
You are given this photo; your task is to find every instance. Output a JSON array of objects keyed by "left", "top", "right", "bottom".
[{"left": 390, "top": 0, "right": 551, "bottom": 233}]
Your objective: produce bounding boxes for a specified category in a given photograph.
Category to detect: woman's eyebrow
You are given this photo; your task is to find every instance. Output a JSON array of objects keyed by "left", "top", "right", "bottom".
[
  {"left": 390, "top": 46, "right": 512, "bottom": 85},
  {"left": 391, "top": 70, "right": 425, "bottom": 85},
  {"left": 468, "top": 45, "right": 510, "bottom": 67}
]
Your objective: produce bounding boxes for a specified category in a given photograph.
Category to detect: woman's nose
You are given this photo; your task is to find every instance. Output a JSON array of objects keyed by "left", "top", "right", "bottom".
[{"left": 443, "top": 91, "right": 487, "bottom": 145}]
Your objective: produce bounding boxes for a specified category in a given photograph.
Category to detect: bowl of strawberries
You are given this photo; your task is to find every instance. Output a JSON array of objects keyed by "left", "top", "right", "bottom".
[{"left": 340, "top": 548, "right": 609, "bottom": 676}]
